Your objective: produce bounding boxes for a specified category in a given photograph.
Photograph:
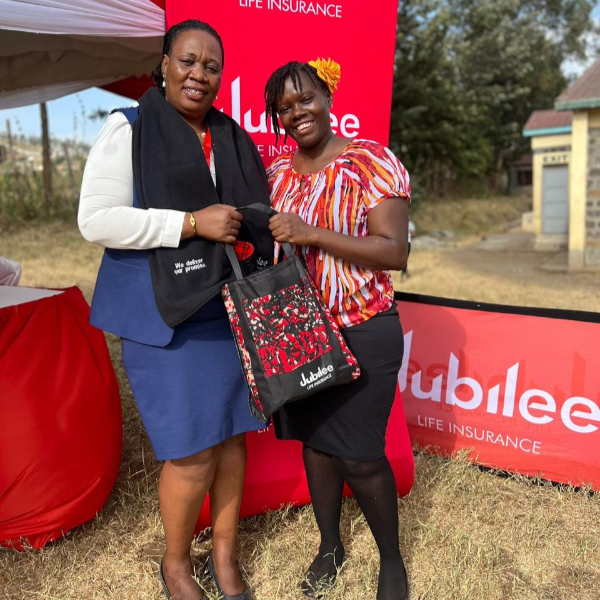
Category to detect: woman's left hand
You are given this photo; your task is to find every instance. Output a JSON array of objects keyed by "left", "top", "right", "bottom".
[{"left": 269, "top": 213, "right": 313, "bottom": 245}]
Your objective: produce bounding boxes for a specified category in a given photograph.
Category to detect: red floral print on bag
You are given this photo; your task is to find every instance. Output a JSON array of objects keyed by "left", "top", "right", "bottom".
[{"left": 242, "top": 277, "right": 333, "bottom": 378}]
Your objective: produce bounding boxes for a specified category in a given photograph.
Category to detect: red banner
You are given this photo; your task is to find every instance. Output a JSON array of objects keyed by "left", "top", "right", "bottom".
[
  {"left": 396, "top": 293, "right": 600, "bottom": 490},
  {"left": 166, "top": 0, "right": 400, "bottom": 163}
]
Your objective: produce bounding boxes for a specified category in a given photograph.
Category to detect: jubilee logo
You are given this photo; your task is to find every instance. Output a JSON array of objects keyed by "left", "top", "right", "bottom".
[
  {"left": 399, "top": 330, "right": 600, "bottom": 435},
  {"left": 219, "top": 77, "right": 361, "bottom": 139},
  {"left": 300, "top": 365, "right": 334, "bottom": 390}
]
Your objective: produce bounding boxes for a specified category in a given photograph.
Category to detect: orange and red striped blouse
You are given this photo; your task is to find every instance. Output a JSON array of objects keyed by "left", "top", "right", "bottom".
[{"left": 267, "top": 140, "right": 411, "bottom": 328}]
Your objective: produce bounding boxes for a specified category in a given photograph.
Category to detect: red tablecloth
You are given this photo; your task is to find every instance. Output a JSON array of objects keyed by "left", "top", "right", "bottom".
[{"left": 0, "top": 287, "right": 122, "bottom": 550}]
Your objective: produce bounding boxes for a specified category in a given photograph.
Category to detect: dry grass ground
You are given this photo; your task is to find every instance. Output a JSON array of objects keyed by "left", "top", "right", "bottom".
[
  {"left": 1, "top": 199, "right": 599, "bottom": 600},
  {"left": 394, "top": 245, "right": 600, "bottom": 313},
  {"left": 411, "top": 194, "right": 533, "bottom": 237}
]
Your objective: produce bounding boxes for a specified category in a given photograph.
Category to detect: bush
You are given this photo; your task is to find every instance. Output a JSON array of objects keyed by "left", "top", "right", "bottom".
[{"left": 0, "top": 168, "right": 81, "bottom": 231}]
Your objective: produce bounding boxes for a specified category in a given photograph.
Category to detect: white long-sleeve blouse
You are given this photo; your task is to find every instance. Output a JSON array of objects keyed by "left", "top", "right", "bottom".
[{"left": 78, "top": 111, "right": 185, "bottom": 250}]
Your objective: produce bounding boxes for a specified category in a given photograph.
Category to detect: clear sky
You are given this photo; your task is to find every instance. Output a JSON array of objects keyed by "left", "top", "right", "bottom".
[{"left": 0, "top": 87, "right": 134, "bottom": 145}]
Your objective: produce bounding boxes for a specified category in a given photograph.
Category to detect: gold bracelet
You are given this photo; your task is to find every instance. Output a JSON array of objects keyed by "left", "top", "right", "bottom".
[{"left": 189, "top": 212, "right": 197, "bottom": 235}]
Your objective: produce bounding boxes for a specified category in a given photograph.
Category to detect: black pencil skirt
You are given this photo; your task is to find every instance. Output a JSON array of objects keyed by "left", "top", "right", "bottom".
[{"left": 273, "top": 304, "right": 404, "bottom": 461}]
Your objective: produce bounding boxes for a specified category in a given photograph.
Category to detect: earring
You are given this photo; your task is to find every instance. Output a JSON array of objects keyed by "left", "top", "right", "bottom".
[{"left": 162, "top": 80, "right": 166, "bottom": 88}]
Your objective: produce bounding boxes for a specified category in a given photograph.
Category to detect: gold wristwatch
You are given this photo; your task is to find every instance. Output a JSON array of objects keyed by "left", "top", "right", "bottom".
[{"left": 189, "top": 212, "right": 197, "bottom": 235}]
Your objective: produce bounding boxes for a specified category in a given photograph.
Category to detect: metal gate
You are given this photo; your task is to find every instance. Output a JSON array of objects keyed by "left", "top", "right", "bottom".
[{"left": 542, "top": 165, "right": 569, "bottom": 234}]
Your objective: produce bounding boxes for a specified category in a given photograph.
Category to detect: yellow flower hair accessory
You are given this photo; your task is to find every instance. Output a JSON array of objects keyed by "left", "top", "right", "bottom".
[{"left": 308, "top": 58, "right": 341, "bottom": 94}]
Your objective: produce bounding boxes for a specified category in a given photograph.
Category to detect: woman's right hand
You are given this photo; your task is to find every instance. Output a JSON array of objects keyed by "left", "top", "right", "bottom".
[{"left": 185, "top": 205, "right": 243, "bottom": 244}]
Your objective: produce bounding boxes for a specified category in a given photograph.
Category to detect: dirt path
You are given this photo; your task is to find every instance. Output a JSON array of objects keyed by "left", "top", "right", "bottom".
[{"left": 395, "top": 239, "right": 600, "bottom": 313}]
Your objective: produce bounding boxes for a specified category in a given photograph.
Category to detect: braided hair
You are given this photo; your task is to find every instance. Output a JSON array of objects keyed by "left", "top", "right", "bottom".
[
  {"left": 151, "top": 20, "right": 225, "bottom": 95},
  {"left": 264, "top": 61, "right": 330, "bottom": 144}
]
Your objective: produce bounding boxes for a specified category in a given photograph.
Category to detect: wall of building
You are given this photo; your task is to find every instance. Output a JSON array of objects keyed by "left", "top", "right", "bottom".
[
  {"left": 586, "top": 109, "right": 600, "bottom": 266},
  {"left": 568, "top": 112, "right": 588, "bottom": 269}
]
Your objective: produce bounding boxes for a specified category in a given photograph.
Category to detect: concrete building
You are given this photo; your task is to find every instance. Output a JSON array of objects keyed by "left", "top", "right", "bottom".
[{"left": 523, "top": 59, "right": 600, "bottom": 269}]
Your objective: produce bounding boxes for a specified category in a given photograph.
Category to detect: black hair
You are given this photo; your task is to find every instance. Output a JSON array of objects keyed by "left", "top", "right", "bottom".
[
  {"left": 264, "top": 61, "right": 330, "bottom": 144},
  {"left": 151, "top": 20, "right": 225, "bottom": 95}
]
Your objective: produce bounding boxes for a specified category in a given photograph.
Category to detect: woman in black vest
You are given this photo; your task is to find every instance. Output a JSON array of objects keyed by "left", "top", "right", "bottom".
[{"left": 79, "top": 20, "right": 271, "bottom": 600}]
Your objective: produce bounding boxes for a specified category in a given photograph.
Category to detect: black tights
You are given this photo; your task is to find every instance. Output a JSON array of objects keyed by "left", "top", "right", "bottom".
[{"left": 303, "top": 446, "right": 408, "bottom": 600}]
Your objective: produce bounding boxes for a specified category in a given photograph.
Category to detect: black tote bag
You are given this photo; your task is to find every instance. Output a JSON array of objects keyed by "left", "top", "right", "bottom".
[{"left": 221, "top": 204, "right": 360, "bottom": 423}]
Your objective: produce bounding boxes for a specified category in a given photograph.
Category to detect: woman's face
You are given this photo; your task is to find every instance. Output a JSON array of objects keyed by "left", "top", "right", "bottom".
[
  {"left": 161, "top": 29, "right": 222, "bottom": 120},
  {"left": 276, "top": 73, "right": 332, "bottom": 149}
]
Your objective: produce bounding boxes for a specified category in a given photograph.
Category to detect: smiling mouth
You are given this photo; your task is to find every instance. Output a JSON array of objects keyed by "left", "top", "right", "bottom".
[
  {"left": 295, "top": 121, "right": 315, "bottom": 133},
  {"left": 184, "top": 87, "right": 206, "bottom": 97}
]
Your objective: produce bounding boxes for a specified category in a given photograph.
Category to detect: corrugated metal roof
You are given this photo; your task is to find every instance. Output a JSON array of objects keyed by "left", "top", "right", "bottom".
[
  {"left": 523, "top": 109, "right": 573, "bottom": 131},
  {"left": 555, "top": 58, "right": 600, "bottom": 110}
]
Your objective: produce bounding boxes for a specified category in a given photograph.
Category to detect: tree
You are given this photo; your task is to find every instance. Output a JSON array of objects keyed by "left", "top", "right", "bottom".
[
  {"left": 392, "top": 0, "right": 494, "bottom": 194},
  {"left": 449, "top": 0, "right": 591, "bottom": 190},
  {"left": 391, "top": 0, "right": 597, "bottom": 194},
  {"left": 88, "top": 108, "right": 110, "bottom": 122}
]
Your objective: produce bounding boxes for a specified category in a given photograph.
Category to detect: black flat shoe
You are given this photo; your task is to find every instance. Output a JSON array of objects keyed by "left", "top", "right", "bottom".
[
  {"left": 401, "top": 558, "right": 410, "bottom": 600},
  {"left": 301, "top": 547, "right": 345, "bottom": 599},
  {"left": 159, "top": 560, "right": 173, "bottom": 600},
  {"left": 206, "top": 553, "right": 253, "bottom": 600},
  {"left": 160, "top": 558, "right": 206, "bottom": 600},
  {"left": 376, "top": 557, "right": 409, "bottom": 600}
]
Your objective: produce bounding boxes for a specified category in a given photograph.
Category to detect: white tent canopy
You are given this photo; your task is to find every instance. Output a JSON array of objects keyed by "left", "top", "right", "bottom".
[{"left": 0, "top": 0, "right": 165, "bottom": 109}]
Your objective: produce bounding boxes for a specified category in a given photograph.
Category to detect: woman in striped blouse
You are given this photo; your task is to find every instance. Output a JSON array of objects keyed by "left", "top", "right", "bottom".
[{"left": 264, "top": 60, "right": 411, "bottom": 600}]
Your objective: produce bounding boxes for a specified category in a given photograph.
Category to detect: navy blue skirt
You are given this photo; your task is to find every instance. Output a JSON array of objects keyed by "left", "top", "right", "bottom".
[{"left": 121, "top": 296, "right": 264, "bottom": 460}]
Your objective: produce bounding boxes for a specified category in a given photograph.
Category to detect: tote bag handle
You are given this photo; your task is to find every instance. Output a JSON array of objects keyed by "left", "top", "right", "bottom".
[{"left": 224, "top": 203, "right": 294, "bottom": 281}]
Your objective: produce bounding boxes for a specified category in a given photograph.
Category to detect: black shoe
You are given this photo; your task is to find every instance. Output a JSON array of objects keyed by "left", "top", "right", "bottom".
[
  {"left": 206, "top": 553, "right": 253, "bottom": 600},
  {"left": 159, "top": 560, "right": 172, "bottom": 600},
  {"left": 160, "top": 558, "right": 206, "bottom": 600},
  {"left": 301, "top": 547, "right": 345, "bottom": 599},
  {"left": 402, "top": 558, "right": 410, "bottom": 600},
  {"left": 376, "top": 557, "right": 409, "bottom": 600}
]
